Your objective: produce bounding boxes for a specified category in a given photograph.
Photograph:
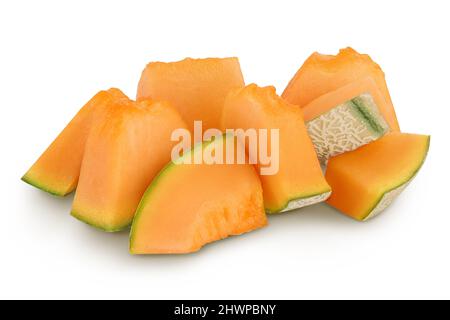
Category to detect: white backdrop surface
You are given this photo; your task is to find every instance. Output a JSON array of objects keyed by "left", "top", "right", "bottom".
[{"left": 0, "top": 0, "right": 449, "bottom": 299}]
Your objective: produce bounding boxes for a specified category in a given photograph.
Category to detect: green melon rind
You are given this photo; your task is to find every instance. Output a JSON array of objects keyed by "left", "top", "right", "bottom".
[
  {"left": 307, "top": 93, "right": 387, "bottom": 132},
  {"left": 350, "top": 97, "right": 387, "bottom": 135},
  {"left": 129, "top": 133, "right": 331, "bottom": 241},
  {"left": 306, "top": 93, "right": 390, "bottom": 164},
  {"left": 360, "top": 136, "right": 430, "bottom": 221},
  {"left": 22, "top": 167, "right": 133, "bottom": 232},
  {"left": 70, "top": 210, "right": 131, "bottom": 233},
  {"left": 129, "top": 135, "right": 224, "bottom": 253},
  {"left": 21, "top": 174, "right": 70, "bottom": 197},
  {"left": 73, "top": 135, "right": 226, "bottom": 235},
  {"left": 265, "top": 188, "right": 332, "bottom": 214}
]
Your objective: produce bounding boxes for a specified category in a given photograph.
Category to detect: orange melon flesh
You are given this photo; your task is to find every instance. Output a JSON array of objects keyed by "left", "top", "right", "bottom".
[
  {"left": 325, "top": 133, "right": 430, "bottom": 221},
  {"left": 302, "top": 76, "right": 396, "bottom": 129},
  {"left": 71, "top": 99, "right": 188, "bottom": 232},
  {"left": 22, "top": 88, "right": 127, "bottom": 196},
  {"left": 130, "top": 134, "right": 267, "bottom": 254},
  {"left": 221, "top": 84, "right": 331, "bottom": 213},
  {"left": 137, "top": 57, "right": 245, "bottom": 132},
  {"left": 282, "top": 47, "right": 400, "bottom": 131}
]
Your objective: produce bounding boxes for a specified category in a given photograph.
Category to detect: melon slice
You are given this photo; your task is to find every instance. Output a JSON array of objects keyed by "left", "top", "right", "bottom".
[
  {"left": 325, "top": 133, "right": 430, "bottom": 221},
  {"left": 282, "top": 47, "right": 400, "bottom": 131},
  {"left": 71, "top": 99, "right": 188, "bottom": 232},
  {"left": 221, "top": 84, "right": 331, "bottom": 213},
  {"left": 22, "top": 88, "right": 127, "bottom": 196},
  {"left": 137, "top": 57, "right": 245, "bottom": 132},
  {"left": 129, "top": 134, "right": 267, "bottom": 254},
  {"left": 303, "top": 78, "right": 392, "bottom": 163}
]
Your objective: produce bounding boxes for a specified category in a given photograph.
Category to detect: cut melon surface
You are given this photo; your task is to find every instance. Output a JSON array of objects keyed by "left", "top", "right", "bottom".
[
  {"left": 282, "top": 47, "right": 400, "bottom": 131},
  {"left": 71, "top": 99, "right": 188, "bottom": 232},
  {"left": 221, "top": 84, "right": 331, "bottom": 213},
  {"left": 305, "top": 88, "right": 390, "bottom": 163},
  {"left": 137, "top": 57, "right": 245, "bottom": 132},
  {"left": 22, "top": 88, "right": 127, "bottom": 196},
  {"left": 129, "top": 134, "right": 267, "bottom": 254},
  {"left": 325, "top": 133, "right": 430, "bottom": 221}
]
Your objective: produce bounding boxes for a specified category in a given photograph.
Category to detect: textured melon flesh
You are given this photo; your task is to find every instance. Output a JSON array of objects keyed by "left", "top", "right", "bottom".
[
  {"left": 221, "top": 84, "right": 331, "bottom": 213},
  {"left": 137, "top": 57, "right": 245, "bottom": 132},
  {"left": 282, "top": 47, "right": 400, "bottom": 131},
  {"left": 22, "top": 88, "right": 127, "bottom": 196},
  {"left": 325, "top": 133, "right": 430, "bottom": 221},
  {"left": 71, "top": 100, "right": 188, "bottom": 232},
  {"left": 306, "top": 92, "right": 389, "bottom": 164},
  {"left": 302, "top": 77, "right": 397, "bottom": 130},
  {"left": 130, "top": 135, "right": 267, "bottom": 254}
]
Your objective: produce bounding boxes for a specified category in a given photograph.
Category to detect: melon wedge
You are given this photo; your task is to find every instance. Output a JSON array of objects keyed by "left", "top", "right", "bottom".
[
  {"left": 325, "top": 133, "right": 430, "bottom": 221},
  {"left": 22, "top": 88, "right": 127, "bottom": 196},
  {"left": 221, "top": 84, "right": 331, "bottom": 213},
  {"left": 282, "top": 47, "right": 400, "bottom": 131},
  {"left": 130, "top": 134, "right": 267, "bottom": 254},
  {"left": 137, "top": 57, "right": 245, "bottom": 132},
  {"left": 72, "top": 99, "right": 188, "bottom": 232},
  {"left": 303, "top": 78, "right": 392, "bottom": 163}
]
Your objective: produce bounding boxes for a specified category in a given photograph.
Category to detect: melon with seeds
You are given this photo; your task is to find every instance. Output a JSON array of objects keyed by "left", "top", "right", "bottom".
[
  {"left": 137, "top": 57, "right": 245, "bottom": 132},
  {"left": 22, "top": 88, "right": 127, "bottom": 196},
  {"left": 72, "top": 98, "right": 188, "bottom": 232},
  {"left": 129, "top": 134, "right": 267, "bottom": 254},
  {"left": 302, "top": 78, "right": 392, "bottom": 163},
  {"left": 221, "top": 84, "right": 331, "bottom": 213},
  {"left": 282, "top": 47, "right": 400, "bottom": 131},
  {"left": 325, "top": 132, "right": 430, "bottom": 221}
]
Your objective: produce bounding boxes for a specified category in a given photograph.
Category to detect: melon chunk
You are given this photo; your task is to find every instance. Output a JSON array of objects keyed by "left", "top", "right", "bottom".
[
  {"left": 71, "top": 98, "right": 188, "bottom": 232},
  {"left": 282, "top": 47, "right": 400, "bottom": 131},
  {"left": 130, "top": 134, "right": 267, "bottom": 254},
  {"left": 221, "top": 84, "right": 331, "bottom": 213},
  {"left": 303, "top": 78, "right": 391, "bottom": 163},
  {"left": 325, "top": 133, "right": 430, "bottom": 221},
  {"left": 22, "top": 88, "right": 127, "bottom": 196},
  {"left": 137, "top": 57, "right": 245, "bottom": 132}
]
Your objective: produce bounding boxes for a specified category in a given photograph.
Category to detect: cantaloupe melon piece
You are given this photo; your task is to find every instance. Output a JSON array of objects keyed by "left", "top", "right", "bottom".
[
  {"left": 221, "top": 84, "right": 331, "bottom": 213},
  {"left": 71, "top": 99, "right": 188, "bottom": 232},
  {"left": 282, "top": 47, "right": 400, "bottom": 131},
  {"left": 129, "top": 134, "right": 267, "bottom": 254},
  {"left": 137, "top": 57, "right": 244, "bottom": 132},
  {"left": 303, "top": 78, "right": 392, "bottom": 163},
  {"left": 325, "top": 133, "right": 430, "bottom": 221},
  {"left": 22, "top": 88, "right": 127, "bottom": 196}
]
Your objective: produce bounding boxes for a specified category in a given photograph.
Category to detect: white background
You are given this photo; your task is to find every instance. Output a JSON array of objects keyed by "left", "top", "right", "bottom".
[{"left": 1, "top": 0, "right": 449, "bottom": 299}]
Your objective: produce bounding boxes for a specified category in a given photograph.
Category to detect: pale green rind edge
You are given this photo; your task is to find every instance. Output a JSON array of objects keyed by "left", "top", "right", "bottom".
[
  {"left": 359, "top": 135, "right": 431, "bottom": 221},
  {"left": 22, "top": 172, "right": 131, "bottom": 232},
  {"left": 307, "top": 93, "right": 390, "bottom": 137},
  {"left": 21, "top": 174, "right": 71, "bottom": 197},
  {"left": 129, "top": 135, "right": 225, "bottom": 254},
  {"left": 70, "top": 210, "right": 131, "bottom": 233},
  {"left": 265, "top": 187, "right": 332, "bottom": 214},
  {"left": 350, "top": 96, "right": 388, "bottom": 135}
]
